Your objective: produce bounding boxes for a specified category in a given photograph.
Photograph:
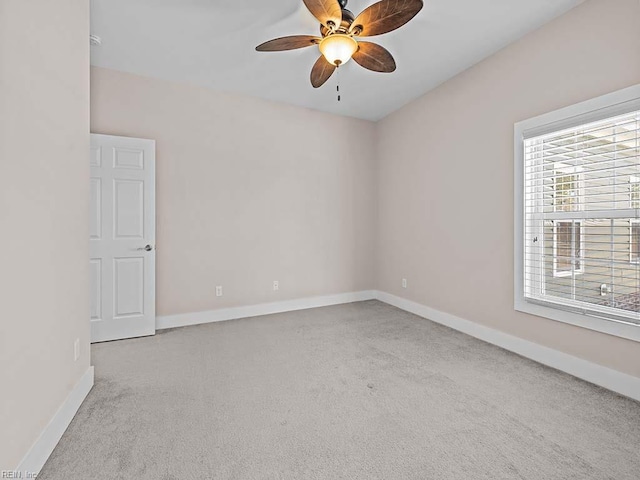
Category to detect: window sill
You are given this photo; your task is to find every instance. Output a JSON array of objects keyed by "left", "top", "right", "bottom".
[{"left": 515, "top": 296, "right": 640, "bottom": 342}]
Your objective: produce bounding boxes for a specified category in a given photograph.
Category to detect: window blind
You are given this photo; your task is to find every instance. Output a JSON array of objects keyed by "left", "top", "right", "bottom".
[{"left": 523, "top": 110, "right": 640, "bottom": 324}]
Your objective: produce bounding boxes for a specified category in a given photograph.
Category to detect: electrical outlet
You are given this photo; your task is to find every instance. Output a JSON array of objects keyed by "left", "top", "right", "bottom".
[
  {"left": 273, "top": 280, "right": 279, "bottom": 291},
  {"left": 216, "top": 285, "right": 223, "bottom": 297},
  {"left": 402, "top": 278, "right": 407, "bottom": 289},
  {"left": 74, "top": 338, "right": 80, "bottom": 361}
]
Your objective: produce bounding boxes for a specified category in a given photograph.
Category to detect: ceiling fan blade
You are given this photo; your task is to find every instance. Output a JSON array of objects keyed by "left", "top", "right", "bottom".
[
  {"left": 350, "top": 0, "right": 423, "bottom": 37},
  {"left": 256, "top": 35, "right": 321, "bottom": 52},
  {"left": 352, "top": 42, "right": 396, "bottom": 72},
  {"left": 303, "top": 0, "right": 343, "bottom": 28},
  {"left": 310, "top": 56, "right": 336, "bottom": 88}
]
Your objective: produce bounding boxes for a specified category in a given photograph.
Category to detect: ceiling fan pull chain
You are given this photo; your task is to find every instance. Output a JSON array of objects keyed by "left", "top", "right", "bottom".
[{"left": 337, "top": 65, "right": 341, "bottom": 102}]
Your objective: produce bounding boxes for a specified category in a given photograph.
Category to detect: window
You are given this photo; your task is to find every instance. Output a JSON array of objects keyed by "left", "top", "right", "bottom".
[
  {"left": 631, "top": 220, "right": 640, "bottom": 264},
  {"left": 630, "top": 176, "right": 640, "bottom": 209},
  {"left": 515, "top": 85, "right": 640, "bottom": 341},
  {"left": 554, "top": 165, "right": 582, "bottom": 213},
  {"left": 553, "top": 220, "right": 583, "bottom": 277},
  {"left": 551, "top": 164, "right": 584, "bottom": 278}
]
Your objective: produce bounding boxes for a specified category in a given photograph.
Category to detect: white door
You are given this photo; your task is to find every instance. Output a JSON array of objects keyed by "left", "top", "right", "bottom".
[{"left": 90, "top": 134, "right": 156, "bottom": 342}]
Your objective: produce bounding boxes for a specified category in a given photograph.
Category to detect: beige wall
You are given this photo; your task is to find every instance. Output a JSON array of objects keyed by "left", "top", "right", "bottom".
[
  {"left": 0, "top": 0, "right": 90, "bottom": 469},
  {"left": 90, "top": 67, "right": 377, "bottom": 316},
  {"left": 376, "top": 0, "right": 640, "bottom": 377}
]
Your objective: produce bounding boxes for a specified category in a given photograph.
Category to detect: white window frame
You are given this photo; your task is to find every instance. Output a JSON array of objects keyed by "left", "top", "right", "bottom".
[{"left": 514, "top": 84, "right": 640, "bottom": 342}]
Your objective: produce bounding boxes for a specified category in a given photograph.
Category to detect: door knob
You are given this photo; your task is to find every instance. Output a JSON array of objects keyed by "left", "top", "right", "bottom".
[{"left": 137, "top": 244, "right": 153, "bottom": 251}]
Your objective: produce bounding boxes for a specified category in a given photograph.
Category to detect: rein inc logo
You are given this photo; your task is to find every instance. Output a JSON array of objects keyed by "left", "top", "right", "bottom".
[{"left": 1, "top": 471, "right": 38, "bottom": 478}]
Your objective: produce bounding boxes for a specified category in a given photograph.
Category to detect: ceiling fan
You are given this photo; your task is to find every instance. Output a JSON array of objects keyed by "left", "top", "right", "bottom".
[{"left": 255, "top": 0, "right": 423, "bottom": 88}]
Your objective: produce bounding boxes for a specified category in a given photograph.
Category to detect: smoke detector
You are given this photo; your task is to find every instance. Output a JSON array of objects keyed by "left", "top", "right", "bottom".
[{"left": 90, "top": 35, "right": 102, "bottom": 46}]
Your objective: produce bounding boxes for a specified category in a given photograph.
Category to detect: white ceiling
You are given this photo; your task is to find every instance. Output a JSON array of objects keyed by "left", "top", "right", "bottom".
[{"left": 90, "top": 0, "right": 585, "bottom": 121}]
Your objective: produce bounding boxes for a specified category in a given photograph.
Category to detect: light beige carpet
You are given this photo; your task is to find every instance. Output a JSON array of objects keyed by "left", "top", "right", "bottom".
[{"left": 39, "top": 300, "right": 640, "bottom": 479}]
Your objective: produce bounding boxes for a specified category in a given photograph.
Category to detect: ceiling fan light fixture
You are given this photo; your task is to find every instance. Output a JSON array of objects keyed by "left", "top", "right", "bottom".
[
  {"left": 255, "top": 0, "right": 424, "bottom": 87},
  {"left": 319, "top": 34, "right": 358, "bottom": 67}
]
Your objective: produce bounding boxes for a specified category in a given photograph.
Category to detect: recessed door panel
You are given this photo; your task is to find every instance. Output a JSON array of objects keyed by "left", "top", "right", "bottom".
[
  {"left": 90, "top": 259, "right": 102, "bottom": 320},
  {"left": 90, "top": 178, "right": 101, "bottom": 239},
  {"left": 114, "top": 257, "right": 144, "bottom": 318},
  {"left": 114, "top": 180, "right": 144, "bottom": 239},
  {"left": 114, "top": 147, "right": 144, "bottom": 169},
  {"left": 90, "top": 146, "right": 101, "bottom": 166}
]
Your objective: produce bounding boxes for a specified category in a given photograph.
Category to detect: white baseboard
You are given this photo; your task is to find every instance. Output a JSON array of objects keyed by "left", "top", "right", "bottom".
[
  {"left": 16, "top": 366, "right": 94, "bottom": 475},
  {"left": 375, "top": 291, "right": 640, "bottom": 402},
  {"left": 157, "top": 290, "right": 377, "bottom": 330}
]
